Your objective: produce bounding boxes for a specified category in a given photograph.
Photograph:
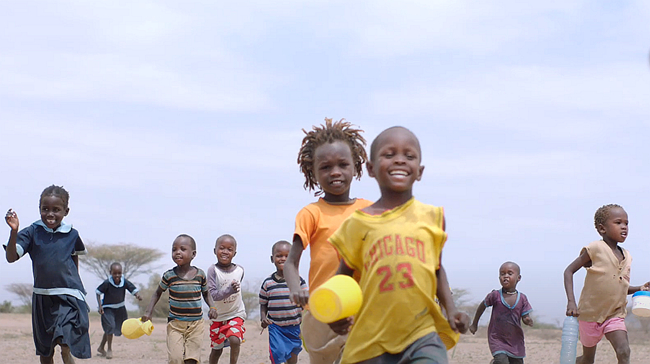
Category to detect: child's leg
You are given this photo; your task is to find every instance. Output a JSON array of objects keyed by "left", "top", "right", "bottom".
[
  {"left": 577, "top": 345, "right": 597, "bottom": 364},
  {"left": 209, "top": 348, "right": 223, "bottom": 364},
  {"left": 97, "top": 333, "right": 108, "bottom": 356},
  {"left": 604, "top": 330, "right": 631, "bottom": 364},
  {"left": 106, "top": 334, "right": 114, "bottom": 359},
  {"left": 227, "top": 336, "right": 241, "bottom": 364},
  {"left": 39, "top": 354, "right": 54, "bottom": 364},
  {"left": 60, "top": 344, "right": 76, "bottom": 364},
  {"left": 286, "top": 352, "right": 299, "bottom": 364}
]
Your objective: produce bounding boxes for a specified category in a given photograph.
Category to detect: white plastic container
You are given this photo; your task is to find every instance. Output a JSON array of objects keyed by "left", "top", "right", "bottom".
[{"left": 632, "top": 291, "right": 650, "bottom": 317}]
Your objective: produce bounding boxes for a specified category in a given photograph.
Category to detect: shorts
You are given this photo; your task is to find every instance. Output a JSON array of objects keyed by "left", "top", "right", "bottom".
[
  {"left": 269, "top": 324, "right": 302, "bottom": 364},
  {"left": 357, "top": 332, "right": 448, "bottom": 364},
  {"left": 579, "top": 317, "right": 627, "bottom": 348},
  {"left": 167, "top": 319, "right": 204, "bottom": 364},
  {"left": 210, "top": 317, "right": 246, "bottom": 349},
  {"left": 101, "top": 307, "right": 128, "bottom": 336},
  {"left": 301, "top": 310, "right": 346, "bottom": 364}
]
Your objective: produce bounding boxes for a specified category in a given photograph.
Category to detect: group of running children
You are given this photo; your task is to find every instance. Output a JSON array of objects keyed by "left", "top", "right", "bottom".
[{"left": 3, "top": 120, "right": 648, "bottom": 364}]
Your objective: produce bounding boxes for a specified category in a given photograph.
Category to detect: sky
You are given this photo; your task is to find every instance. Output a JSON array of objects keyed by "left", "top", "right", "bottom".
[{"left": 1, "top": 1, "right": 649, "bottom": 326}]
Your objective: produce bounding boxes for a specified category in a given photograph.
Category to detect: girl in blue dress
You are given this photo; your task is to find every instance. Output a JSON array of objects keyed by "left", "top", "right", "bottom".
[{"left": 4, "top": 185, "right": 91, "bottom": 364}]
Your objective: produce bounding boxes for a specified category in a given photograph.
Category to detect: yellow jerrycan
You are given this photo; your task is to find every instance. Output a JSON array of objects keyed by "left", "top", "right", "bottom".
[
  {"left": 309, "top": 274, "right": 363, "bottom": 323},
  {"left": 121, "top": 318, "right": 154, "bottom": 339}
]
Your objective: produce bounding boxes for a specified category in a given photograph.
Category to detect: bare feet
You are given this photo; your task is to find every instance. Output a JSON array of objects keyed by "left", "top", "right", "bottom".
[
  {"left": 106, "top": 349, "right": 113, "bottom": 359},
  {"left": 97, "top": 348, "right": 107, "bottom": 357}
]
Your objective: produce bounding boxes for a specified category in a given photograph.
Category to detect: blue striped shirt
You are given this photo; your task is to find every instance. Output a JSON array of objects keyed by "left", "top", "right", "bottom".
[{"left": 160, "top": 267, "right": 207, "bottom": 321}]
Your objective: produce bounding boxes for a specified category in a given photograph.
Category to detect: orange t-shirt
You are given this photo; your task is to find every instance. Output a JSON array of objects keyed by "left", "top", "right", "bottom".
[{"left": 294, "top": 198, "right": 372, "bottom": 291}]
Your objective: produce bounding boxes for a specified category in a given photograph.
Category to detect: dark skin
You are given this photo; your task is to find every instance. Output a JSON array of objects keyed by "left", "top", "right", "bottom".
[
  {"left": 329, "top": 127, "right": 469, "bottom": 336},
  {"left": 285, "top": 140, "right": 358, "bottom": 307},
  {"left": 142, "top": 237, "right": 218, "bottom": 364},
  {"left": 5, "top": 199, "right": 78, "bottom": 364},
  {"left": 563, "top": 207, "right": 649, "bottom": 364},
  {"left": 260, "top": 243, "right": 299, "bottom": 364},
  {"left": 469, "top": 263, "right": 533, "bottom": 335}
]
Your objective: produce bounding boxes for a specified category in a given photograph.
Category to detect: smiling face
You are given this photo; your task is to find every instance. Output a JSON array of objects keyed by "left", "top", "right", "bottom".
[
  {"left": 499, "top": 262, "right": 521, "bottom": 291},
  {"left": 39, "top": 195, "right": 69, "bottom": 230},
  {"left": 110, "top": 264, "right": 123, "bottom": 285},
  {"left": 214, "top": 237, "right": 237, "bottom": 265},
  {"left": 598, "top": 207, "right": 629, "bottom": 243},
  {"left": 313, "top": 140, "right": 355, "bottom": 202},
  {"left": 367, "top": 127, "right": 424, "bottom": 195},
  {"left": 271, "top": 242, "right": 291, "bottom": 274},
  {"left": 172, "top": 236, "right": 196, "bottom": 267}
]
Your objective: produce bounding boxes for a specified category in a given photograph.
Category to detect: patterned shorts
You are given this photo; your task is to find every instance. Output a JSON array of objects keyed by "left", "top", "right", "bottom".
[{"left": 210, "top": 317, "right": 246, "bottom": 349}]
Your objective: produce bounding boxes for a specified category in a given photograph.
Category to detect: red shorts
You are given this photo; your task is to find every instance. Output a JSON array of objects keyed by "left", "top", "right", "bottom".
[
  {"left": 579, "top": 317, "right": 627, "bottom": 348},
  {"left": 210, "top": 317, "right": 246, "bottom": 349}
]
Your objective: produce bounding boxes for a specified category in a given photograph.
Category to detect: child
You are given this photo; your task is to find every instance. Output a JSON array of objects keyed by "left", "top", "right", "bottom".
[
  {"left": 4, "top": 185, "right": 91, "bottom": 364},
  {"left": 328, "top": 126, "right": 469, "bottom": 364},
  {"left": 469, "top": 261, "right": 533, "bottom": 364},
  {"left": 208, "top": 234, "right": 247, "bottom": 364},
  {"left": 95, "top": 262, "right": 143, "bottom": 359},
  {"left": 141, "top": 234, "right": 218, "bottom": 364},
  {"left": 284, "top": 118, "right": 372, "bottom": 364},
  {"left": 564, "top": 204, "right": 650, "bottom": 364},
  {"left": 259, "top": 240, "right": 308, "bottom": 364}
]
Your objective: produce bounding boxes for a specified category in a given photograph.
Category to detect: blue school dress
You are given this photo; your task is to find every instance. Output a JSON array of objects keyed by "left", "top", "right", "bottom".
[
  {"left": 97, "top": 277, "right": 139, "bottom": 335},
  {"left": 7, "top": 220, "right": 91, "bottom": 358}
]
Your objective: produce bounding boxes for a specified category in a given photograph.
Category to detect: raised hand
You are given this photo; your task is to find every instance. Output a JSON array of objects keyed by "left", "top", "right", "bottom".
[{"left": 5, "top": 209, "right": 19, "bottom": 231}]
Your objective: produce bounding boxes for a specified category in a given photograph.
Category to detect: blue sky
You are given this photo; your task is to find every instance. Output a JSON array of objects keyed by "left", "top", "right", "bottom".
[{"left": 1, "top": 1, "right": 649, "bottom": 325}]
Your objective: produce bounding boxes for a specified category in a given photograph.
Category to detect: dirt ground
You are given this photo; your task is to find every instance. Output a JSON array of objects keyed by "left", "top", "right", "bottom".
[{"left": 2, "top": 313, "right": 650, "bottom": 363}]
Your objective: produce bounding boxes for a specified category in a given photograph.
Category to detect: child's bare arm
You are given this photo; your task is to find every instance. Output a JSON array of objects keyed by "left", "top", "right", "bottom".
[
  {"left": 96, "top": 293, "right": 104, "bottom": 315},
  {"left": 436, "top": 263, "right": 469, "bottom": 333},
  {"left": 260, "top": 304, "right": 272, "bottom": 328},
  {"left": 141, "top": 286, "right": 164, "bottom": 322},
  {"left": 4, "top": 209, "right": 19, "bottom": 263},
  {"left": 628, "top": 282, "right": 650, "bottom": 294},
  {"left": 522, "top": 314, "right": 534, "bottom": 327},
  {"left": 285, "top": 235, "right": 309, "bottom": 306},
  {"left": 469, "top": 301, "right": 487, "bottom": 334},
  {"left": 564, "top": 251, "right": 591, "bottom": 316},
  {"left": 202, "top": 291, "right": 218, "bottom": 320},
  {"left": 336, "top": 259, "right": 354, "bottom": 277}
]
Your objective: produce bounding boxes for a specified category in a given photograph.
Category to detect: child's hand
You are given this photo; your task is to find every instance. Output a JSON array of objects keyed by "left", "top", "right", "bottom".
[
  {"left": 289, "top": 289, "right": 310, "bottom": 307},
  {"left": 141, "top": 315, "right": 151, "bottom": 323},
  {"left": 231, "top": 280, "right": 240, "bottom": 293},
  {"left": 522, "top": 315, "right": 534, "bottom": 327},
  {"left": 261, "top": 317, "right": 272, "bottom": 329},
  {"left": 566, "top": 302, "right": 579, "bottom": 317},
  {"left": 208, "top": 307, "right": 218, "bottom": 320},
  {"left": 328, "top": 317, "right": 354, "bottom": 336},
  {"left": 135, "top": 293, "right": 143, "bottom": 301},
  {"left": 448, "top": 311, "right": 470, "bottom": 334},
  {"left": 641, "top": 282, "right": 650, "bottom": 291},
  {"left": 98, "top": 307, "right": 104, "bottom": 315},
  {"left": 469, "top": 323, "right": 478, "bottom": 335},
  {"left": 5, "top": 209, "right": 19, "bottom": 231}
]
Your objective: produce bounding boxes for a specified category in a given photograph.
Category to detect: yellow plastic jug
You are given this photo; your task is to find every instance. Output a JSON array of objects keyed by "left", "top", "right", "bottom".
[
  {"left": 121, "top": 318, "right": 154, "bottom": 339},
  {"left": 309, "top": 274, "right": 363, "bottom": 323}
]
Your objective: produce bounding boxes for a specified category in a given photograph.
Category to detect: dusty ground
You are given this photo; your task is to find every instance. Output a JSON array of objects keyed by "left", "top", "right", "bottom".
[{"left": 2, "top": 313, "right": 650, "bottom": 363}]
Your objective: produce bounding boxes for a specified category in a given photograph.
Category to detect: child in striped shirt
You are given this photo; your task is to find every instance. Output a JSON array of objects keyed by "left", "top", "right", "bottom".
[
  {"left": 142, "top": 234, "right": 218, "bottom": 364},
  {"left": 260, "top": 240, "right": 308, "bottom": 364}
]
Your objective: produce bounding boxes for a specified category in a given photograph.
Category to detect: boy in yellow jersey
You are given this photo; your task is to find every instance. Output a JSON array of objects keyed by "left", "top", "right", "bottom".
[{"left": 329, "top": 126, "right": 469, "bottom": 364}]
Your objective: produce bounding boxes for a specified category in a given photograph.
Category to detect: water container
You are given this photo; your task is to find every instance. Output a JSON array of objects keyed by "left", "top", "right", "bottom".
[
  {"left": 121, "top": 318, "right": 154, "bottom": 339},
  {"left": 559, "top": 316, "right": 579, "bottom": 364},
  {"left": 632, "top": 291, "right": 650, "bottom": 317}
]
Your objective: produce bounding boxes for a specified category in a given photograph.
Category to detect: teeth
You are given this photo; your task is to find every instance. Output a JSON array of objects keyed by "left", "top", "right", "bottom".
[{"left": 390, "top": 171, "right": 408, "bottom": 176}]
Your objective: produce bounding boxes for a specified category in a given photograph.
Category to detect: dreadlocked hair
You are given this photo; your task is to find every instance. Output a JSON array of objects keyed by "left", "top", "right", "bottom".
[
  {"left": 40, "top": 185, "right": 70, "bottom": 208},
  {"left": 297, "top": 118, "right": 367, "bottom": 196},
  {"left": 594, "top": 203, "right": 623, "bottom": 230}
]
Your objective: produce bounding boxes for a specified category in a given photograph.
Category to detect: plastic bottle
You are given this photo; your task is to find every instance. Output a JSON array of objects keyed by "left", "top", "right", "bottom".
[{"left": 559, "top": 316, "right": 579, "bottom": 364}]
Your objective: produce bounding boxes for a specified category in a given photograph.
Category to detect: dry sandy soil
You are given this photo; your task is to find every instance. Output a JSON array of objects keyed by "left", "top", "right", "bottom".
[{"left": 2, "top": 313, "right": 650, "bottom": 363}]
